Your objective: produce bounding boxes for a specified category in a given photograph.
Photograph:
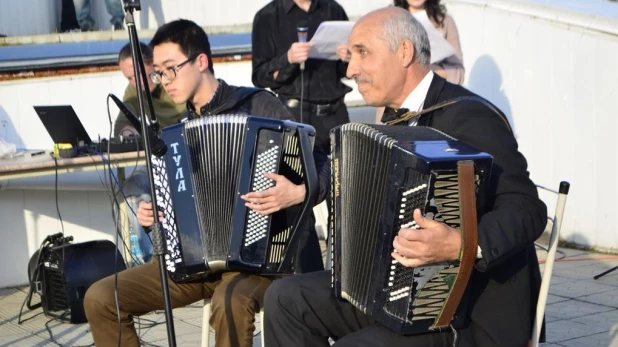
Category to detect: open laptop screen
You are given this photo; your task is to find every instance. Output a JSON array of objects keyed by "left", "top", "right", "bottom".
[{"left": 33, "top": 105, "right": 92, "bottom": 147}]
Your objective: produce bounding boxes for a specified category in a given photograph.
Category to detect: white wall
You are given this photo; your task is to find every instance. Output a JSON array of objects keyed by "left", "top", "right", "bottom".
[
  {"left": 0, "top": 72, "right": 131, "bottom": 287},
  {"left": 0, "top": 63, "right": 244, "bottom": 287},
  {"left": 0, "top": 72, "right": 126, "bottom": 150},
  {"left": 0, "top": 190, "right": 117, "bottom": 287},
  {"left": 445, "top": 0, "right": 618, "bottom": 252}
]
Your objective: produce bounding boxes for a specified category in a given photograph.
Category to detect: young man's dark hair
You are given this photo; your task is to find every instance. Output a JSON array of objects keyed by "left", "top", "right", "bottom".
[{"left": 149, "top": 19, "right": 214, "bottom": 74}]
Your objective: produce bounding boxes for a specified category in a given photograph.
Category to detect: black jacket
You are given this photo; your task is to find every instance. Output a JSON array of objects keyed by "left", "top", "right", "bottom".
[{"left": 416, "top": 75, "right": 547, "bottom": 346}]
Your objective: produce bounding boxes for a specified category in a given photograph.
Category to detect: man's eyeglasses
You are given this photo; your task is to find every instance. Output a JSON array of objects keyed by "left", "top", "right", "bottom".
[{"left": 150, "top": 55, "right": 198, "bottom": 84}]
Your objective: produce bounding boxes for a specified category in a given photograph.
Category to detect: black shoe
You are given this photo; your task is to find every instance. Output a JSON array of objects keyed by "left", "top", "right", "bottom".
[{"left": 113, "top": 22, "right": 124, "bottom": 31}]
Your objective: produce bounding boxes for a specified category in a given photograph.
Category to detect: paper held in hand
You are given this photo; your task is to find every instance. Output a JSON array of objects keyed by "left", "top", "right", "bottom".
[
  {"left": 413, "top": 10, "right": 456, "bottom": 64},
  {"left": 308, "top": 21, "right": 355, "bottom": 60},
  {"left": 307, "top": 13, "right": 455, "bottom": 64}
]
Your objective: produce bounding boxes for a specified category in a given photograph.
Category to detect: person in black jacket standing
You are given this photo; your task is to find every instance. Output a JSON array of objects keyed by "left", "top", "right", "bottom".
[
  {"left": 252, "top": 0, "right": 352, "bottom": 154},
  {"left": 263, "top": 7, "right": 547, "bottom": 347},
  {"left": 84, "top": 19, "right": 327, "bottom": 347}
]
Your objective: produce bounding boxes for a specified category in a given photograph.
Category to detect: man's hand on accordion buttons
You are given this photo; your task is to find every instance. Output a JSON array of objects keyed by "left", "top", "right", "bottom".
[
  {"left": 240, "top": 173, "right": 305, "bottom": 215},
  {"left": 392, "top": 209, "right": 461, "bottom": 268},
  {"left": 136, "top": 201, "right": 164, "bottom": 227}
]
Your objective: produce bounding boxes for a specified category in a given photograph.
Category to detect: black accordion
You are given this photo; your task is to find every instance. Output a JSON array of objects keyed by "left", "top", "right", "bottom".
[
  {"left": 152, "top": 115, "right": 317, "bottom": 283},
  {"left": 330, "top": 124, "right": 493, "bottom": 334}
]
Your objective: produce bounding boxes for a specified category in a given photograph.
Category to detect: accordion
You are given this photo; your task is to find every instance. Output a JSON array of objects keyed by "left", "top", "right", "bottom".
[
  {"left": 330, "top": 124, "right": 493, "bottom": 334},
  {"left": 151, "top": 115, "right": 317, "bottom": 283}
]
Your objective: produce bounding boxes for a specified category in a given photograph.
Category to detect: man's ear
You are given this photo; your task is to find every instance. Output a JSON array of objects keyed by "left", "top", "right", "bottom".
[
  {"left": 197, "top": 53, "right": 210, "bottom": 73},
  {"left": 400, "top": 39, "right": 415, "bottom": 67}
]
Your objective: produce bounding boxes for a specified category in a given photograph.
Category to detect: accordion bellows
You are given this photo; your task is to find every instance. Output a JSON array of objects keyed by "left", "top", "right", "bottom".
[
  {"left": 330, "top": 124, "right": 493, "bottom": 334},
  {"left": 152, "top": 115, "right": 317, "bottom": 283}
]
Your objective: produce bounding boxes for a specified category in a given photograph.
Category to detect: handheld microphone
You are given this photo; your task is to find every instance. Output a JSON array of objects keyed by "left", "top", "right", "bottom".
[
  {"left": 109, "top": 93, "right": 167, "bottom": 157},
  {"left": 297, "top": 20, "right": 309, "bottom": 70}
]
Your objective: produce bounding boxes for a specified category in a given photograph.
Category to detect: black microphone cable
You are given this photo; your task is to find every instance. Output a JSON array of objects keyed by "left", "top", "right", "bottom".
[
  {"left": 300, "top": 67, "right": 305, "bottom": 124},
  {"left": 104, "top": 95, "right": 124, "bottom": 347}
]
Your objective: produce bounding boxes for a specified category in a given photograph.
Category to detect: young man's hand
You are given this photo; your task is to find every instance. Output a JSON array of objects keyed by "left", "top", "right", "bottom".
[
  {"left": 241, "top": 173, "right": 306, "bottom": 215},
  {"left": 136, "top": 201, "right": 164, "bottom": 227}
]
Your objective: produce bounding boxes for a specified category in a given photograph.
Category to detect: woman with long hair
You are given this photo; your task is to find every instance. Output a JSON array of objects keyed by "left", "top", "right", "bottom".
[
  {"left": 394, "top": 0, "right": 464, "bottom": 84},
  {"left": 375, "top": 0, "right": 465, "bottom": 123}
]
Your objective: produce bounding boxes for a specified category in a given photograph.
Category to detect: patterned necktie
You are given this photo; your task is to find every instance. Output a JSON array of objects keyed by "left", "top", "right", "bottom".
[{"left": 380, "top": 107, "right": 411, "bottom": 125}]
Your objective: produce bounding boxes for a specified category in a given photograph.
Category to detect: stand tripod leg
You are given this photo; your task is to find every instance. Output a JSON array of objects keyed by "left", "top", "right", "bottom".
[{"left": 594, "top": 265, "right": 618, "bottom": 280}]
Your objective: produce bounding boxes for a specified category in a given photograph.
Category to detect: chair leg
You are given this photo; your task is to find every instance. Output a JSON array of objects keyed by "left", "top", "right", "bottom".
[
  {"left": 531, "top": 181, "right": 570, "bottom": 347},
  {"left": 202, "top": 300, "right": 211, "bottom": 347},
  {"left": 202, "top": 299, "right": 265, "bottom": 347},
  {"left": 260, "top": 309, "right": 265, "bottom": 347}
]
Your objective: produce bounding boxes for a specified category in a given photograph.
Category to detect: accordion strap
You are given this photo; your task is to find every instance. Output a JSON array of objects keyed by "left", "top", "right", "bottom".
[
  {"left": 384, "top": 96, "right": 513, "bottom": 134},
  {"left": 435, "top": 160, "right": 479, "bottom": 327}
]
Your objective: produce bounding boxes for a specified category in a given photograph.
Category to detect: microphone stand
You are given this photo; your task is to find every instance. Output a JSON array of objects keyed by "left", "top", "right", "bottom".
[{"left": 121, "top": 1, "right": 177, "bottom": 346}]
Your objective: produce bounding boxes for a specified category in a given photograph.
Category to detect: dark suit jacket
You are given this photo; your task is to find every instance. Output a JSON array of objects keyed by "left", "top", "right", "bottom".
[{"left": 416, "top": 75, "right": 547, "bottom": 346}]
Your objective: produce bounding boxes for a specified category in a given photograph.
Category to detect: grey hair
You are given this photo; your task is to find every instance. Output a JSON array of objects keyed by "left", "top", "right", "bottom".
[{"left": 381, "top": 10, "right": 431, "bottom": 65}]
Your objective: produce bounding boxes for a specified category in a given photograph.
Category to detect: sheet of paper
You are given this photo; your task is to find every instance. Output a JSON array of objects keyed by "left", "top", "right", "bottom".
[
  {"left": 413, "top": 10, "right": 456, "bottom": 64},
  {"left": 308, "top": 21, "right": 355, "bottom": 60},
  {"left": 307, "top": 15, "right": 456, "bottom": 63}
]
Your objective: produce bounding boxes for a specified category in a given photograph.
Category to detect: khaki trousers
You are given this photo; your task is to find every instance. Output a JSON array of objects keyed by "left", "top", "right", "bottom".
[{"left": 84, "top": 258, "right": 272, "bottom": 347}]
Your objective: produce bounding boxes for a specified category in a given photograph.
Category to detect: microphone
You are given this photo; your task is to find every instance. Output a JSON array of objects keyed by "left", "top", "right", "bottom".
[
  {"left": 109, "top": 93, "right": 167, "bottom": 157},
  {"left": 297, "top": 20, "right": 309, "bottom": 70}
]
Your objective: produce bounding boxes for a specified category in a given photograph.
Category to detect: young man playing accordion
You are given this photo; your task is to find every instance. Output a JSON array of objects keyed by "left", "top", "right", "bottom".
[{"left": 84, "top": 19, "right": 329, "bottom": 347}]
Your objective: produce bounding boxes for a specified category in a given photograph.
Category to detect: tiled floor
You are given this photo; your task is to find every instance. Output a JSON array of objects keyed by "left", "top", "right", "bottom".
[
  {"left": 538, "top": 248, "right": 618, "bottom": 347},
  {"left": 1, "top": 246, "right": 617, "bottom": 347}
]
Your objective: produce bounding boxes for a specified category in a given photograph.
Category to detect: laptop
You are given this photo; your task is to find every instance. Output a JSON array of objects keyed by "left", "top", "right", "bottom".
[
  {"left": 33, "top": 105, "right": 93, "bottom": 147},
  {"left": 33, "top": 105, "right": 143, "bottom": 154}
]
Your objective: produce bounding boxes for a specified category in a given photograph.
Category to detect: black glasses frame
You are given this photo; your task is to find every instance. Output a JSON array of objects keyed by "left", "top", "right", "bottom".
[{"left": 150, "top": 54, "right": 199, "bottom": 84}]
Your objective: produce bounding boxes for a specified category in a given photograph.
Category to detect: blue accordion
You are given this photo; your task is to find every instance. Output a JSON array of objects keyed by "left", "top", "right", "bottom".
[{"left": 151, "top": 115, "right": 317, "bottom": 283}]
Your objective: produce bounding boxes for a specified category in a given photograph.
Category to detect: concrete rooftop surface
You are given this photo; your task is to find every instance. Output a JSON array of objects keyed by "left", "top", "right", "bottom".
[{"left": 1, "top": 245, "right": 617, "bottom": 347}]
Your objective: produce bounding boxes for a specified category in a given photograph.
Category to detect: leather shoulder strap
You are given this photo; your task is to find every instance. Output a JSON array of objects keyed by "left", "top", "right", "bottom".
[{"left": 384, "top": 96, "right": 513, "bottom": 134}]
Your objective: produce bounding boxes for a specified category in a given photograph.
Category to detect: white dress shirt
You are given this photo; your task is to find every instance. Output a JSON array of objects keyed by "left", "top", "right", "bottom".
[{"left": 398, "top": 70, "right": 434, "bottom": 126}]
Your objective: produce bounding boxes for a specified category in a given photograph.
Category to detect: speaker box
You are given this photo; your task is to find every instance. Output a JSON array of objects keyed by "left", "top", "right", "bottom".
[{"left": 39, "top": 240, "right": 126, "bottom": 324}]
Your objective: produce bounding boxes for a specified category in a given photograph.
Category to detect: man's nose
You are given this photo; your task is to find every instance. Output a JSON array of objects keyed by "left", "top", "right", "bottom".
[{"left": 346, "top": 57, "right": 359, "bottom": 79}]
